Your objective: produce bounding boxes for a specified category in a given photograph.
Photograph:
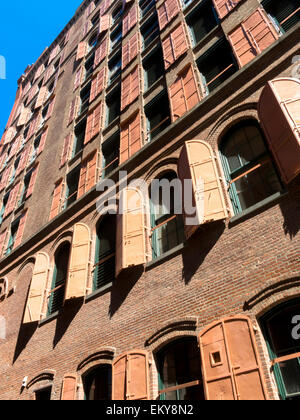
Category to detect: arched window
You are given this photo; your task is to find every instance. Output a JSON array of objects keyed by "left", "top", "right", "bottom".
[
  {"left": 157, "top": 337, "right": 205, "bottom": 400},
  {"left": 93, "top": 215, "right": 116, "bottom": 291},
  {"left": 260, "top": 299, "right": 300, "bottom": 400},
  {"left": 150, "top": 171, "right": 184, "bottom": 259},
  {"left": 83, "top": 365, "right": 112, "bottom": 400},
  {"left": 47, "top": 242, "right": 70, "bottom": 315},
  {"left": 220, "top": 120, "right": 282, "bottom": 215}
]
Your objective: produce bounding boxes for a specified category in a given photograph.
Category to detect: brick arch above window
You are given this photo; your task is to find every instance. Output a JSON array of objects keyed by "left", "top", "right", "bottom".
[
  {"left": 49, "top": 231, "right": 73, "bottom": 258},
  {"left": 144, "top": 158, "right": 179, "bottom": 187},
  {"left": 77, "top": 347, "right": 116, "bottom": 375},
  {"left": 27, "top": 370, "right": 56, "bottom": 390}
]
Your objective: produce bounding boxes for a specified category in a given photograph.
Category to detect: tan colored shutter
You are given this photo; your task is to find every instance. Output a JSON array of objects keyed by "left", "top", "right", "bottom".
[
  {"left": 162, "top": 23, "right": 188, "bottom": 70},
  {"left": 0, "top": 230, "right": 8, "bottom": 258},
  {"left": 157, "top": 0, "right": 180, "bottom": 30},
  {"left": 65, "top": 223, "right": 90, "bottom": 300},
  {"left": 228, "top": 8, "right": 279, "bottom": 68},
  {"left": 178, "top": 140, "right": 228, "bottom": 239},
  {"left": 35, "top": 87, "right": 48, "bottom": 109},
  {"left": 76, "top": 42, "right": 88, "bottom": 61},
  {"left": 49, "top": 179, "right": 63, "bottom": 220},
  {"left": 198, "top": 316, "right": 268, "bottom": 400},
  {"left": 86, "top": 152, "right": 97, "bottom": 192},
  {"left": 258, "top": 78, "right": 300, "bottom": 184},
  {"left": 99, "top": 14, "right": 111, "bottom": 34},
  {"left": 78, "top": 160, "right": 87, "bottom": 199},
  {"left": 116, "top": 186, "right": 149, "bottom": 277},
  {"left": 212, "top": 0, "right": 242, "bottom": 19},
  {"left": 121, "top": 66, "right": 140, "bottom": 111},
  {"left": 60, "top": 134, "right": 72, "bottom": 167},
  {"left": 61, "top": 374, "right": 77, "bottom": 400},
  {"left": 120, "top": 111, "right": 142, "bottom": 164},
  {"left": 23, "top": 252, "right": 49, "bottom": 323},
  {"left": 14, "top": 210, "right": 27, "bottom": 249},
  {"left": 169, "top": 65, "right": 201, "bottom": 122},
  {"left": 17, "top": 106, "right": 29, "bottom": 127},
  {"left": 0, "top": 166, "right": 11, "bottom": 192},
  {"left": 112, "top": 350, "right": 150, "bottom": 400}
]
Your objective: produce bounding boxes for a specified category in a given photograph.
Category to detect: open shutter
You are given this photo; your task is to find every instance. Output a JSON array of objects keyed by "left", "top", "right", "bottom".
[
  {"left": 65, "top": 223, "right": 90, "bottom": 300},
  {"left": 82, "top": 20, "right": 92, "bottom": 37},
  {"left": 123, "top": 5, "right": 138, "bottom": 37},
  {"left": 78, "top": 160, "right": 87, "bottom": 199},
  {"left": 74, "top": 67, "right": 83, "bottom": 91},
  {"left": 120, "top": 112, "right": 142, "bottom": 164},
  {"left": 212, "top": 0, "right": 242, "bottom": 19},
  {"left": 0, "top": 166, "right": 11, "bottom": 192},
  {"left": 198, "top": 316, "right": 268, "bottom": 400},
  {"left": 76, "top": 42, "right": 88, "bottom": 61},
  {"left": 49, "top": 179, "right": 63, "bottom": 220},
  {"left": 23, "top": 252, "right": 49, "bottom": 323},
  {"left": 38, "top": 128, "right": 48, "bottom": 155},
  {"left": 121, "top": 66, "right": 140, "bottom": 111},
  {"left": 112, "top": 350, "right": 150, "bottom": 400},
  {"left": 9, "top": 136, "right": 20, "bottom": 158},
  {"left": 100, "top": 0, "right": 111, "bottom": 16},
  {"left": 116, "top": 186, "right": 150, "bottom": 277},
  {"left": 157, "top": 0, "right": 180, "bottom": 30},
  {"left": 35, "top": 87, "right": 48, "bottom": 109},
  {"left": 94, "top": 38, "right": 108, "bottom": 68},
  {"left": 60, "top": 134, "right": 72, "bottom": 167},
  {"left": 61, "top": 374, "right": 77, "bottom": 400},
  {"left": 169, "top": 65, "right": 201, "bottom": 122},
  {"left": 99, "top": 15, "right": 111, "bottom": 34},
  {"left": 0, "top": 230, "right": 8, "bottom": 258},
  {"left": 26, "top": 165, "right": 39, "bottom": 199},
  {"left": 27, "top": 114, "right": 40, "bottom": 140},
  {"left": 162, "top": 23, "right": 188, "bottom": 70},
  {"left": 4, "top": 182, "right": 20, "bottom": 218},
  {"left": 48, "top": 45, "right": 60, "bottom": 63},
  {"left": 90, "top": 68, "right": 106, "bottom": 102},
  {"left": 228, "top": 8, "right": 279, "bottom": 68},
  {"left": 85, "top": 102, "right": 103, "bottom": 144},
  {"left": 122, "top": 33, "right": 140, "bottom": 70},
  {"left": 258, "top": 78, "right": 300, "bottom": 184},
  {"left": 17, "top": 106, "right": 29, "bottom": 127},
  {"left": 178, "top": 140, "right": 228, "bottom": 239},
  {"left": 86, "top": 0, "right": 95, "bottom": 16},
  {"left": 85, "top": 152, "right": 97, "bottom": 192},
  {"left": 34, "top": 64, "right": 45, "bottom": 81},
  {"left": 68, "top": 97, "right": 79, "bottom": 125},
  {"left": 16, "top": 146, "right": 30, "bottom": 177},
  {"left": 14, "top": 211, "right": 27, "bottom": 249}
]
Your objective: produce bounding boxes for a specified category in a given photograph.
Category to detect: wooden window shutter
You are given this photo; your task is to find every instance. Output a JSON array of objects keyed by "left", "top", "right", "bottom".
[
  {"left": 46, "top": 96, "right": 56, "bottom": 121},
  {"left": 65, "top": 223, "right": 90, "bottom": 300},
  {"left": 121, "top": 66, "right": 140, "bottom": 111},
  {"left": 82, "top": 20, "right": 92, "bottom": 37},
  {"left": 228, "top": 8, "right": 279, "bottom": 68},
  {"left": 34, "top": 64, "right": 45, "bottom": 81},
  {"left": 27, "top": 114, "right": 40, "bottom": 140},
  {"left": 4, "top": 182, "right": 20, "bottom": 218},
  {"left": 49, "top": 179, "right": 63, "bottom": 220},
  {"left": 178, "top": 140, "right": 228, "bottom": 239},
  {"left": 78, "top": 160, "right": 88, "bottom": 199},
  {"left": 157, "top": 0, "right": 180, "bottom": 31},
  {"left": 99, "top": 15, "right": 111, "bottom": 34},
  {"left": 17, "top": 106, "right": 29, "bottom": 127},
  {"left": 16, "top": 146, "right": 30, "bottom": 177},
  {"left": 212, "top": 0, "right": 242, "bottom": 19},
  {"left": 100, "top": 0, "right": 111, "bottom": 16},
  {"left": 116, "top": 186, "right": 150, "bottom": 277},
  {"left": 169, "top": 65, "right": 201, "bottom": 122},
  {"left": 76, "top": 42, "right": 88, "bottom": 61},
  {"left": 86, "top": 152, "right": 97, "bottom": 192},
  {"left": 0, "top": 166, "right": 11, "bottom": 192},
  {"left": 162, "top": 23, "right": 188, "bottom": 70},
  {"left": 94, "top": 38, "right": 108, "bottom": 68},
  {"left": 123, "top": 5, "right": 138, "bottom": 37},
  {"left": 84, "top": 102, "right": 103, "bottom": 144},
  {"left": 74, "top": 67, "right": 83, "bottom": 91},
  {"left": 9, "top": 136, "right": 20, "bottom": 158},
  {"left": 49, "top": 45, "right": 60, "bottom": 63},
  {"left": 14, "top": 210, "right": 28, "bottom": 249},
  {"left": 38, "top": 128, "right": 48, "bottom": 155},
  {"left": 122, "top": 33, "right": 140, "bottom": 70},
  {"left": 43, "top": 65, "right": 54, "bottom": 85},
  {"left": 23, "top": 252, "right": 49, "bottom": 323},
  {"left": 60, "top": 134, "right": 73, "bottom": 167},
  {"left": 90, "top": 68, "right": 106, "bottom": 103},
  {"left": 68, "top": 97, "right": 79, "bottom": 125},
  {"left": 198, "top": 316, "right": 268, "bottom": 400},
  {"left": 35, "top": 87, "right": 48, "bottom": 109},
  {"left": 61, "top": 374, "right": 77, "bottom": 400},
  {"left": 258, "top": 78, "right": 300, "bottom": 184},
  {"left": 112, "top": 350, "right": 150, "bottom": 400},
  {"left": 120, "top": 112, "right": 142, "bottom": 164},
  {"left": 0, "top": 230, "right": 8, "bottom": 258},
  {"left": 26, "top": 165, "right": 39, "bottom": 199}
]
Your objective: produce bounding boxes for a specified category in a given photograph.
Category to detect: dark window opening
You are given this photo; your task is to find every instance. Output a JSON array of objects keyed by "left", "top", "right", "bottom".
[
  {"left": 6, "top": 218, "right": 20, "bottom": 256},
  {"left": 262, "top": 0, "right": 300, "bottom": 33},
  {"left": 145, "top": 91, "right": 171, "bottom": 141},
  {"left": 80, "top": 83, "right": 92, "bottom": 114},
  {"left": 0, "top": 193, "right": 9, "bottom": 224},
  {"left": 143, "top": 46, "right": 165, "bottom": 90},
  {"left": 84, "top": 365, "right": 112, "bottom": 400},
  {"left": 35, "top": 387, "right": 52, "bottom": 401},
  {"left": 102, "top": 132, "right": 120, "bottom": 177},
  {"left": 106, "top": 85, "right": 121, "bottom": 126},
  {"left": 19, "top": 170, "right": 32, "bottom": 205},
  {"left": 186, "top": 0, "right": 219, "bottom": 46},
  {"left": 139, "top": 0, "right": 156, "bottom": 18},
  {"left": 65, "top": 166, "right": 81, "bottom": 209},
  {"left": 141, "top": 13, "right": 160, "bottom": 48},
  {"left": 110, "top": 24, "right": 122, "bottom": 51},
  {"left": 108, "top": 51, "right": 122, "bottom": 84},
  {"left": 73, "top": 120, "right": 87, "bottom": 157}
]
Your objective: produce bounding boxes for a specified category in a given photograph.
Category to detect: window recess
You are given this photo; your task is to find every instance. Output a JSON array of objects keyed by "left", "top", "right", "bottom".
[
  {"left": 145, "top": 90, "right": 171, "bottom": 141},
  {"left": 143, "top": 46, "right": 165, "bottom": 91},
  {"left": 102, "top": 131, "right": 120, "bottom": 178},
  {"left": 141, "top": 12, "right": 160, "bottom": 49},
  {"left": 261, "top": 0, "right": 300, "bottom": 33},
  {"left": 63, "top": 166, "right": 81, "bottom": 210},
  {"left": 186, "top": 0, "right": 219, "bottom": 46}
]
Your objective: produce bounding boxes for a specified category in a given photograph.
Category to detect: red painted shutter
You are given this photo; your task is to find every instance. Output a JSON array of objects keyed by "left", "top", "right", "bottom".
[
  {"left": 60, "top": 134, "right": 72, "bottom": 167},
  {"left": 123, "top": 5, "right": 137, "bottom": 37},
  {"left": 74, "top": 67, "right": 83, "bottom": 91},
  {"left": 85, "top": 103, "right": 102, "bottom": 144},
  {"left": 0, "top": 166, "right": 11, "bottom": 192},
  {"left": 199, "top": 316, "right": 268, "bottom": 400},
  {"left": 157, "top": 0, "right": 180, "bottom": 30},
  {"left": 258, "top": 78, "right": 300, "bottom": 184},
  {"left": 162, "top": 23, "right": 188, "bottom": 69},
  {"left": 49, "top": 179, "right": 63, "bottom": 220},
  {"left": 16, "top": 147, "right": 30, "bottom": 177},
  {"left": 121, "top": 66, "right": 140, "bottom": 111},
  {"left": 61, "top": 374, "right": 77, "bottom": 400},
  {"left": 9, "top": 136, "right": 20, "bottom": 158},
  {"left": 212, "top": 0, "right": 242, "bottom": 19},
  {"left": 99, "top": 15, "right": 111, "bottom": 34},
  {"left": 122, "top": 33, "right": 140, "bottom": 69},
  {"left": 38, "top": 128, "right": 48, "bottom": 155},
  {"left": 120, "top": 112, "right": 142, "bottom": 164},
  {"left": 178, "top": 140, "right": 228, "bottom": 239},
  {"left": 76, "top": 42, "right": 88, "bottom": 61},
  {"left": 4, "top": 182, "right": 20, "bottom": 218},
  {"left": 68, "top": 97, "right": 79, "bottom": 125},
  {"left": 112, "top": 350, "right": 150, "bottom": 400},
  {"left": 45, "top": 96, "right": 55, "bottom": 120},
  {"left": 169, "top": 65, "right": 201, "bottom": 122},
  {"left": 94, "top": 38, "right": 108, "bottom": 69},
  {"left": 90, "top": 68, "right": 106, "bottom": 102},
  {"left": 228, "top": 8, "right": 279, "bottom": 68},
  {"left": 14, "top": 210, "right": 27, "bottom": 249}
]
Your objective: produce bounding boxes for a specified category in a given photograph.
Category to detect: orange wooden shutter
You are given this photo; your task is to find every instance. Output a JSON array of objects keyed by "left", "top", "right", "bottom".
[
  {"left": 35, "top": 87, "right": 47, "bottom": 109},
  {"left": 4, "top": 182, "right": 20, "bottom": 218},
  {"left": 99, "top": 15, "right": 111, "bottom": 34},
  {"left": 120, "top": 112, "right": 142, "bottom": 164},
  {"left": 228, "top": 8, "right": 279, "bottom": 68},
  {"left": 198, "top": 316, "right": 268, "bottom": 400},
  {"left": 115, "top": 186, "right": 150, "bottom": 277},
  {"left": 78, "top": 160, "right": 87, "bottom": 199},
  {"left": 17, "top": 106, "right": 29, "bottom": 127},
  {"left": 27, "top": 114, "right": 40, "bottom": 140},
  {"left": 121, "top": 66, "right": 140, "bottom": 111},
  {"left": 49, "top": 179, "right": 63, "bottom": 220},
  {"left": 177, "top": 140, "right": 228, "bottom": 239},
  {"left": 212, "top": 0, "right": 242, "bottom": 19},
  {"left": 14, "top": 210, "right": 27, "bottom": 249},
  {"left": 76, "top": 42, "right": 88, "bottom": 61},
  {"left": 112, "top": 350, "right": 150, "bottom": 400},
  {"left": 258, "top": 78, "right": 300, "bottom": 184},
  {"left": 85, "top": 102, "right": 102, "bottom": 144},
  {"left": 90, "top": 68, "right": 106, "bottom": 102},
  {"left": 68, "top": 97, "right": 79, "bottom": 125},
  {"left": 38, "top": 128, "right": 48, "bottom": 155},
  {"left": 157, "top": 0, "right": 180, "bottom": 30},
  {"left": 122, "top": 33, "right": 140, "bottom": 70},
  {"left": 123, "top": 5, "right": 137, "bottom": 37},
  {"left": 94, "top": 38, "right": 108, "bottom": 68},
  {"left": 23, "top": 252, "right": 49, "bottom": 323},
  {"left": 65, "top": 223, "right": 90, "bottom": 300},
  {"left": 86, "top": 152, "right": 97, "bottom": 192},
  {"left": 162, "top": 23, "right": 188, "bottom": 70},
  {"left": 61, "top": 374, "right": 77, "bottom": 400},
  {"left": 169, "top": 65, "right": 201, "bottom": 122},
  {"left": 26, "top": 165, "right": 39, "bottom": 199},
  {"left": 60, "top": 134, "right": 72, "bottom": 167}
]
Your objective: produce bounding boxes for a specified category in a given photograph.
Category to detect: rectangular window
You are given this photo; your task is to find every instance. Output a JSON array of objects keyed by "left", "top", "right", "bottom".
[
  {"left": 106, "top": 85, "right": 121, "bottom": 126},
  {"left": 261, "top": 0, "right": 300, "bottom": 32},
  {"left": 9, "top": 156, "right": 20, "bottom": 185},
  {"left": 102, "top": 132, "right": 120, "bottom": 178},
  {"left": 5, "top": 219, "right": 19, "bottom": 256},
  {"left": 18, "top": 171, "right": 32, "bottom": 206},
  {"left": 112, "top": 4, "right": 123, "bottom": 23},
  {"left": 80, "top": 83, "right": 92, "bottom": 115},
  {"left": 64, "top": 166, "right": 81, "bottom": 209},
  {"left": 110, "top": 24, "right": 122, "bottom": 52},
  {"left": 145, "top": 91, "right": 171, "bottom": 141},
  {"left": 139, "top": 0, "right": 156, "bottom": 18},
  {"left": 0, "top": 193, "right": 9, "bottom": 224},
  {"left": 85, "top": 53, "right": 96, "bottom": 81},
  {"left": 108, "top": 51, "right": 122, "bottom": 84},
  {"left": 73, "top": 120, "right": 87, "bottom": 157},
  {"left": 141, "top": 13, "right": 160, "bottom": 49},
  {"left": 143, "top": 46, "right": 165, "bottom": 90},
  {"left": 186, "top": 0, "right": 219, "bottom": 46}
]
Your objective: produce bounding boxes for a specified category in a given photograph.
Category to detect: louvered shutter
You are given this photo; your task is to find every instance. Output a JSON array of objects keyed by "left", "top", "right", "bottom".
[
  {"left": 212, "top": 0, "right": 242, "bottom": 19},
  {"left": 90, "top": 68, "right": 106, "bottom": 102},
  {"left": 86, "top": 152, "right": 97, "bottom": 192},
  {"left": 178, "top": 140, "right": 228, "bottom": 239},
  {"left": 228, "top": 8, "right": 279, "bottom": 68},
  {"left": 27, "top": 85, "right": 38, "bottom": 104},
  {"left": 4, "top": 127, "right": 16, "bottom": 145},
  {"left": 82, "top": 20, "right": 92, "bottom": 38},
  {"left": 157, "top": 0, "right": 180, "bottom": 31},
  {"left": 76, "top": 42, "right": 88, "bottom": 61},
  {"left": 43, "top": 65, "right": 55, "bottom": 85},
  {"left": 121, "top": 66, "right": 140, "bottom": 111},
  {"left": 87, "top": 1, "right": 95, "bottom": 16},
  {"left": 23, "top": 252, "right": 49, "bottom": 323},
  {"left": 0, "top": 166, "right": 11, "bottom": 192},
  {"left": 112, "top": 350, "right": 150, "bottom": 400},
  {"left": 16, "top": 147, "right": 30, "bottom": 176},
  {"left": 9, "top": 136, "right": 20, "bottom": 158},
  {"left": 38, "top": 128, "right": 48, "bottom": 155},
  {"left": 85, "top": 102, "right": 102, "bottom": 144},
  {"left": 116, "top": 186, "right": 150, "bottom": 276},
  {"left": 17, "top": 106, "right": 29, "bottom": 127},
  {"left": 4, "top": 182, "right": 20, "bottom": 218},
  {"left": 100, "top": 0, "right": 111, "bottom": 16},
  {"left": 65, "top": 223, "right": 90, "bottom": 300},
  {"left": 162, "top": 23, "right": 188, "bottom": 70},
  {"left": 74, "top": 67, "right": 83, "bottom": 91},
  {"left": 169, "top": 65, "right": 201, "bottom": 122},
  {"left": 27, "top": 114, "right": 40, "bottom": 140},
  {"left": 94, "top": 38, "right": 108, "bottom": 68},
  {"left": 78, "top": 160, "right": 87, "bottom": 199},
  {"left": 123, "top": 5, "right": 138, "bottom": 37},
  {"left": 45, "top": 96, "right": 55, "bottom": 120},
  {"left": 34, "top": 64, "right": 45, "bottom": 81},
  {"left": 26, "top": 165, "right": 39, "bottom": 199},
  {"left": 60, "top": 134, "right": 72, "bottom": 167},
  {"left": 49, "top": 179, "right": 63, "bottom": 220},
  {"left": 61, "top": 374, "right": 77, "bottom": 400},
  {"left": 120, "top": 112, "right": 142, "bottom": 164},
  {"left": 14, "top": 210, "right": 27, "bottom": 249},
  {"left": 48, "top": 45, "right": 60, "bottom": 63},
  {"left": 199, "top": 316, "right": 268, "bottom": 400},
  {"left": 258, "top": 78, "right": 300, "bottom": 184},
  {"left": 68, "top": 97, "right": 79, "bottom": 125},
  {"left": 35, "top": 87, "right": 48, "bottom": 109},
  {"left": 99, "top": 15, "right": 111, "bottom": 34},
  {"left": 122, "top": 33, "right": 140, "bottom": 70}
]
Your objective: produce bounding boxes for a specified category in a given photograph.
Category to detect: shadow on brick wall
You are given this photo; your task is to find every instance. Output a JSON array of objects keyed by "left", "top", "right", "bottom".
[
  {"left": 280, "top": 178, "right": 300, "bottom": 239},
  {"left": 13, "top": 322, "right": 38, "bottom": 364},
  {"left": 53, "top": 298, "right": 84, "bottom": 348}
]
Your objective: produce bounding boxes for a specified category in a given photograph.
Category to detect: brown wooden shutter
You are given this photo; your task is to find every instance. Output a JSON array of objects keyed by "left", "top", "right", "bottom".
[
  {"left": 61, "top": 374, "right": 77, "bottom": 400},
  {"left": 26, "top": 165, "right": 39, "bottom": 199},
  {"left": 123, "top": 5, "right": 138, "bottom": 37},
  {"left": 38, "top": 128, "right": 48, "bottom": 155},
  {"left": 60, "top": 134, "right": 72, "bottom": 167},
  {"left": 112, "top": 350, "right": 150, "bottom": 400},
  {"left": 49, "top": 179, "right": 63, "bottom": 220},
  {"left": 100, "top": 0, "right": 111, "bottom": 15},
  {"left": 4, "top": 182, "right": 20, "bottom": 218},
  {"left": 198, "top": 316, "right": 268, "bottom": 400},
  {"left": 122, "top": 33, "right": 140, "bottom": 70},
  {"left": 76, "top": 42, "right": 88, "bottom": 61},
  {"left": 121, "top": 66, "right": 140, "bottom": 111},
  {"left": 68, "top": 97, "right": 79, "bottom": 125},
  {"left": 162, "top": 23, "right": 188, "bottom": 70},
  {"left": 14, "top": 210, "right": 27, "bottom": 249},
  {"left": 23, "top": 252, "right": 49, "bottom": 323},
  {"left": 27, "top": 113, "right": 40, "bottom": 140},
  {"left": 9, "top": 136, "right": 20, "bottom": 158},
  {"left": 90, "top": 68, "right": 106, "bottom": 102},
  {"left": 84, "top": 102, "right": 103, "bottom": 144},
  {"left": 120, "top": 112, "right": 142, "bottom": 164},
  {"left": 116, "top": 186, "right": 150, "bottom": 277},
  {"left": 65, "top": 223, "right": 90, "bottom": 300},
  {"left": 258, "top": 78, "right": 300, "bottom": 184},
  {"left": 228, "top": 8, "right": 279, "bottom": 68},
  {"left": 94, "top": 38, "right": 108, "bottom": 69},
  {"left": 99, "top": 14, "right": 111, "bottom": 34},
  {"left": 169, "top": 65, "right": 201, "bottom": 122},
  {"left": 212, "top": 0, "right": 242, "bottom": 19},
  {"left": 157, "top": 0, "right": 180, "bottom": 30}
]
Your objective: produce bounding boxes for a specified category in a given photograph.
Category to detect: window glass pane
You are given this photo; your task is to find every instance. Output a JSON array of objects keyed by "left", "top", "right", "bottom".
[
  {"left": 84, "top": 366, "right": 112, "bottom": 400},
  {"left": 186, "top": 1, "right": 218, "bottom": 45}
]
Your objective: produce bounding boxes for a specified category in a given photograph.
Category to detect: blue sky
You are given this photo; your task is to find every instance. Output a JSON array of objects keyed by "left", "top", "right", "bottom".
[{"left": 0, "top": 1, "right": 83, "bottom": 137}]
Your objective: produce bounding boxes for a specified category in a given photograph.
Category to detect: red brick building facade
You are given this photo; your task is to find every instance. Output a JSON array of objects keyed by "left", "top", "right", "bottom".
[{"left": 0, "top": 0, "right": 299, "bottom": 400}]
